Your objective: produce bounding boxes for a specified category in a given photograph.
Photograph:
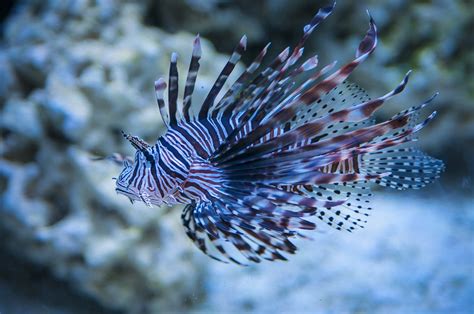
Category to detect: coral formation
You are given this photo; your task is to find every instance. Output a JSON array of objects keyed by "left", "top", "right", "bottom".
[{"left": 0, "top": 1, "right": 234, "bottom": 312}]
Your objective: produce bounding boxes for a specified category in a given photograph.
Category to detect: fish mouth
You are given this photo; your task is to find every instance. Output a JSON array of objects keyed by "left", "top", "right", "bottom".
[
  {"left": 115, "top": 187, "right": 128, "bottom": 194},
  {"left": 115, "top": 187, "right": 162, "bottom": 206},
  {"left": 115, "top": 187, "right": 142, "bottom": 205},
  {"left": 115, "top": 186, "right": 138, "bottom": 199}
]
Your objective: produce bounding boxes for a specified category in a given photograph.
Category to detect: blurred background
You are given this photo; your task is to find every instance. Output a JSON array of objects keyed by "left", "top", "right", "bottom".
[{"left": 0, "top": 0, "right": 473, "bottom": 313}]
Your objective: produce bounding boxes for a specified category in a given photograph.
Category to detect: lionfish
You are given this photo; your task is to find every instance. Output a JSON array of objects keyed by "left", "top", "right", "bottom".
[{"left": 112, "top": 3, "right": 444, "bottom": 264}]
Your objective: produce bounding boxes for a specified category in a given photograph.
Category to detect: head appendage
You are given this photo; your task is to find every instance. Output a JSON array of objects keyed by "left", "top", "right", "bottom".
[{"left": 121, "top": 130, "right": 150, "bottom": 151}]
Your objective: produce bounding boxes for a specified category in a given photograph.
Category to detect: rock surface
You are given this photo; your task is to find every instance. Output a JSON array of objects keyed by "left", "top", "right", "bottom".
[{"left": 0, "top": 0, "right": 237, "bottom": 312}]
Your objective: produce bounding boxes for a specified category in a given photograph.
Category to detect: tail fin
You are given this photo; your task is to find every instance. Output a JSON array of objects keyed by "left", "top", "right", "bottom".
[
  {"left": 360, "top": 94, "right": 445, "bottom": 190},
  {"left": 361, "top": 146, "right": 444, "bottom": 190}
]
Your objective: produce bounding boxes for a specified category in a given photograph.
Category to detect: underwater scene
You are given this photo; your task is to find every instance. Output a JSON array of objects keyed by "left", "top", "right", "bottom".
[{"left": 0, "top": 0, "right": 473, "bottom": 313}]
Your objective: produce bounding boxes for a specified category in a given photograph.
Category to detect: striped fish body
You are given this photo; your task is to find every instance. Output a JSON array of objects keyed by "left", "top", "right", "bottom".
[{"left": 113, "top": 3, "right": 444, "bottom": 264}]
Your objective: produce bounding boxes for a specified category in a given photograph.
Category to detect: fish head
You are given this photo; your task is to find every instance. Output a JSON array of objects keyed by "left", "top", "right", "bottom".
[
  {"left": 115, "top": 132, "right": 167, "bottom": 206},
  {"left": 115, "top": 150, "right": 148, "bottom": 203}
]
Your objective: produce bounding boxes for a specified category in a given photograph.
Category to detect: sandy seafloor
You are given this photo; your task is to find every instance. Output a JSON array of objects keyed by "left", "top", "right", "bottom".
[
  {"left": 1, "top": 189, "right": 472, "bottom": 314},
  {"left": 195, "top": 190, "right": 473, "bottom": 314}
]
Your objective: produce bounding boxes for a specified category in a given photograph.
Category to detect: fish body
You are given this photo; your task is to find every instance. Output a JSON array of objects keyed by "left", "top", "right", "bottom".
[{"left": 114, "top": 3, "right": 444, "bottom": 264}]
